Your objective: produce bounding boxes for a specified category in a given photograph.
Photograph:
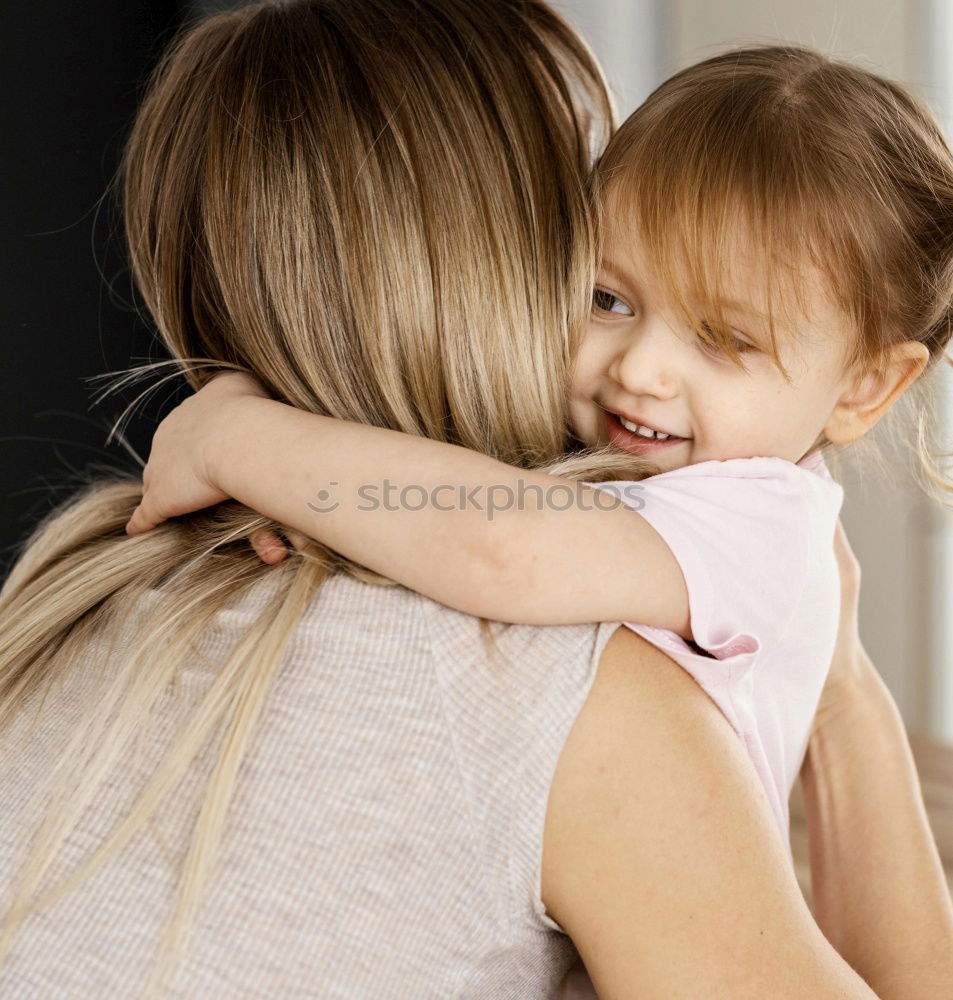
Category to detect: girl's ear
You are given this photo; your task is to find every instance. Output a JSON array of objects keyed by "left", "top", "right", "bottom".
[{"left": 824, "top": 340, "right": 930, "bottom": 444}]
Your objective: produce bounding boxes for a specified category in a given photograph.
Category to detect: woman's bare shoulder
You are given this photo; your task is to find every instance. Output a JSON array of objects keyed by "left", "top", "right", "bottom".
[{"left": 540, "top": 626, "right": 877, "bottom": 1000}]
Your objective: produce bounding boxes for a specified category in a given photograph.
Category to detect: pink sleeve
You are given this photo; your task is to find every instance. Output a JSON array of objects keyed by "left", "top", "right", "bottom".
[{"left": 591, "top": 457, "right": 813, "bottom": 667}]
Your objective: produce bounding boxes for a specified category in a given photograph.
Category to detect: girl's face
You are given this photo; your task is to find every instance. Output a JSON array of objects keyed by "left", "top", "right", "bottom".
[{"left": 569, "top": 201, "right": 858, "bottom": 472}]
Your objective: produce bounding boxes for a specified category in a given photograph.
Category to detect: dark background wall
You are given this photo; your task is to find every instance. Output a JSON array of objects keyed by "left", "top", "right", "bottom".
[{"left": 0, "top": 2, "right": 232, "bottom": 583}]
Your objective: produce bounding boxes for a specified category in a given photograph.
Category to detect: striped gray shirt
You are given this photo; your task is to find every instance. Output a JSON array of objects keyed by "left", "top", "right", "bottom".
[{"left": 0, "top": 571, "right": 619, "bottom": 998}]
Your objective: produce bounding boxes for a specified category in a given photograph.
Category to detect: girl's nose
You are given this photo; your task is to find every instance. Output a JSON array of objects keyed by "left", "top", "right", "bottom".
[{"left": 608, "top": 320, "right": 680, "bottom": 399}]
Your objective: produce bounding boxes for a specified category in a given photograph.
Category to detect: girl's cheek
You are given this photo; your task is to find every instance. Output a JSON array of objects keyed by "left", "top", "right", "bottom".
[
  {"left": 567, "top": 357, "right": 594, "bottom": 400},
  {"left": 570, "top": 328, "right": 608, "bottom": 394},
  {"left": 567, "top": 389, "right": 604, "bottom": 447}
]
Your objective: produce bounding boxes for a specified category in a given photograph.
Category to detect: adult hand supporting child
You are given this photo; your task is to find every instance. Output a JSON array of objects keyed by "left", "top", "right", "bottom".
[
  {"left": 811, "top": 517, "right": 870, "bottom": 738},
  {"left": 798, "top": 516, "right": 953, "bottom": 993}
]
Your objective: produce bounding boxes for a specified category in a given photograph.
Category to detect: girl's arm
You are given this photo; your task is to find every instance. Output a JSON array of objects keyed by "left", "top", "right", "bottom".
[{"left": 127, "top": 375, "right": 691, "bottom": 634}]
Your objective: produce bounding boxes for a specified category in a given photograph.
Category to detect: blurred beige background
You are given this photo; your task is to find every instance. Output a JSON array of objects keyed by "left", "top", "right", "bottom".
[{"left": 558, "top": 0, "right": 953, "bottom": 740}]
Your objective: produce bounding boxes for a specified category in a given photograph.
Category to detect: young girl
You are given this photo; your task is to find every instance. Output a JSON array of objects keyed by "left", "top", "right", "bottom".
[{"left": 128, "top": 45, "right": 953, "bottom": 853}]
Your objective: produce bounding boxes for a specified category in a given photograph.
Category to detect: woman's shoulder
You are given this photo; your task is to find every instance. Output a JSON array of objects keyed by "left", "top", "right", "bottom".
[
  {"left": 541, "top": 624, "right": 752, "bottom": 929},
  {"left": 540, "top": 626, "right": 850, "bottom": 997}
]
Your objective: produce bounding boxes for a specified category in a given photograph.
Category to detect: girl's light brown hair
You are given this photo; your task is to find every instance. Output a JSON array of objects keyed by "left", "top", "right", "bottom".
[
  {"left": 0, "top": 0, "right": 640, "bottom": 993},
  {"left": 594, "top": 44, "right": 953, "bottom": 493}
]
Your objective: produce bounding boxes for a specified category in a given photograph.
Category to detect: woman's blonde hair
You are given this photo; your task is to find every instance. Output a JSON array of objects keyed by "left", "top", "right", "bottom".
[
  {"left": 0, "top": 0, "right": 644, "bottom": 992},
  {"left": 593, "top": 44, "right": 953, "bottom": 498}
]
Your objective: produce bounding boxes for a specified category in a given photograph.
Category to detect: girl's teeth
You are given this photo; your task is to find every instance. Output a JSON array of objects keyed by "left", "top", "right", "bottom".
[{"left": 618, "top": 415, "right": 671, "bottom": 440}]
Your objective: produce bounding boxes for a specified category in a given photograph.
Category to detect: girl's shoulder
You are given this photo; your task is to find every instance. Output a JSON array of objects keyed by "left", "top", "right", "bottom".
[
  {"left": 645, "top": 452, "right": 829, "bottom": 484},
  {"left": 647, "top": 452, "right": 842, "bottom": 513},
  {"left": 592, "top": 453, "right": 840, "bottom": 509}
]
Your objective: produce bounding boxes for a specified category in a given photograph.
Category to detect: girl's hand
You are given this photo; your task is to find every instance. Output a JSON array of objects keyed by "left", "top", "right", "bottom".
[
  {"left": 248, "top": 526, "right": 313, "bottom": 564},
  {"left": 125, "top": 370, "right": 270, "bottom": 536}
]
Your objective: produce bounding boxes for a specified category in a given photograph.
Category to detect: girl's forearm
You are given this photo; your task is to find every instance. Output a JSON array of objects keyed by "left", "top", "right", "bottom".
[
  {"left": 800, "top": 657, "right": 953, "bottom": 998},
  {"left": 211, "top": 396, "right": 690, "bottom": 631}
]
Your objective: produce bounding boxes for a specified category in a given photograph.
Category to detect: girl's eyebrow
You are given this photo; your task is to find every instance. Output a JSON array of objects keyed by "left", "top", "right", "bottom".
[
  {"left": 719, "top": 297, "right": 769, "bottom": 323},
  {"left": 717, "top": 301, "right": 783, "bottom": 348},
  {"left": 597, "top": 259, "right": 638, "bottom": 291}
]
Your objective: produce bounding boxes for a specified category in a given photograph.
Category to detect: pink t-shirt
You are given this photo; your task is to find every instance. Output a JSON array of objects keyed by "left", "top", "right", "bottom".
[{"left": 590, "top": 450, "right": 844, "bottom": 856}]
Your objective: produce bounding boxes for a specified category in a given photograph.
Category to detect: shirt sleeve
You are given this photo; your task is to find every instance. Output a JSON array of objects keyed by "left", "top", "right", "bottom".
[{"left": 589, "top": 457, "right": 814, "bottom": 667}]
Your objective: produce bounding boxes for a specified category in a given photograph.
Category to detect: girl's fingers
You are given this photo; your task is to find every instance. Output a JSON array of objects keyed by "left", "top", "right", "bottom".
[
  {"left": 129, "top": 508, "right": 305, "bottom": 572},
  {"left": 125, "top": 505, "right": 150, "bottom": 536},
  {"left": 284, "top": 530, "right": 312, "bottom": 554},
  {"left": 250, "top": 528, "right": 288, "bottom": 564},
  {"left": 248, "top": 528, "right": 313, "bottom": 565}
]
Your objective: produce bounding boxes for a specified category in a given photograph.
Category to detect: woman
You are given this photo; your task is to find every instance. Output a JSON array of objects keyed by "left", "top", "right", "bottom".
[{"left": 0, "top": 1, "right": 949, "bottom": 997}]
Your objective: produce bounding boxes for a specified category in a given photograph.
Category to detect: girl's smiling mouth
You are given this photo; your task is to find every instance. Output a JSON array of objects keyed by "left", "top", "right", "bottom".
[{"left": 601, "top": 406, "right": 692, "bottom": 456}]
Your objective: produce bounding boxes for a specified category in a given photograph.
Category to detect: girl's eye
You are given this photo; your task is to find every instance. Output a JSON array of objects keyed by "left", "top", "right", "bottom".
[
  {"left": 592, "top": 287, "right": 634, "bottom": 316},
  {"left": 697, "top": 321, "right": 756, "bottom": 357}
]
